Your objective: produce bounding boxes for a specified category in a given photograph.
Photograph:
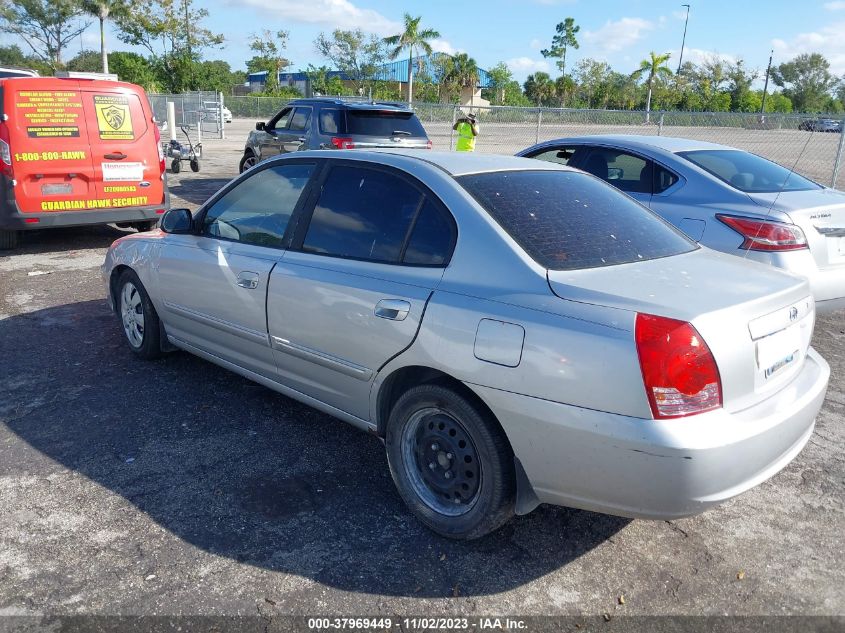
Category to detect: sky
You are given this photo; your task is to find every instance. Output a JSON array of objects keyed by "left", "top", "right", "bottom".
[{"left": 13, "top": 0, "right": 845, "bottom": 83}]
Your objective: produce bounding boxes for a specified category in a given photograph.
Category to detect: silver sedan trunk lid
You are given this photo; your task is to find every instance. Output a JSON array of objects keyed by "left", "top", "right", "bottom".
[
  {"left": 746, "top": 187, "right": 845, "bottom": 270},
  {"left": 547, "top": 248, "right": 814, "bottom": 413}
]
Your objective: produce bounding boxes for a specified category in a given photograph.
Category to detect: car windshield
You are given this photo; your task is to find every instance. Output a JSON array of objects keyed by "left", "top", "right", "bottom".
[
  {"left": 458, "top": 170, "right": 696, "bottom": 271},
  {"left": 346, "top": 110, "right": 426, "bottom": 137},
  {"left": 678, "top": 149, "right": 821, "bottom": 193}
]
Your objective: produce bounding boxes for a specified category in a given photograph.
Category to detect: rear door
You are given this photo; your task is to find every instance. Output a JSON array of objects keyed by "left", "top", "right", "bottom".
[
  {"left": 266, "top": 161, "right": 456, "bottom": 419},
  {"left": 6, "top": 79, "right": 98, "bottom": 214},
  {"left": 80, "top": 84, "right": 164, "bottom": 210}
]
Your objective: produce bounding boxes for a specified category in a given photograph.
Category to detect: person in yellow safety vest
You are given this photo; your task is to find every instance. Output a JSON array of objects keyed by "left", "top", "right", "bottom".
[{"left": 453, "top": 112, "right": 479, "bottom": 152}]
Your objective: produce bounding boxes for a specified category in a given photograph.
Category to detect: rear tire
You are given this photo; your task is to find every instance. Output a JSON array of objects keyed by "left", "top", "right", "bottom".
[
  {"left": 171, "top": 159, "right": 181, "bottom": 173},
  {"left": 116, "top": 269, "right": 162, "bottom": 360},
  {"left": 190, "top": 159, "right": 200, "bottom": 172},
  {"left": 385, "top": 384, "right": 515, "bottom": 540},
  {"left": 0, "top": 229, "right": 18, "bottom": 250}
]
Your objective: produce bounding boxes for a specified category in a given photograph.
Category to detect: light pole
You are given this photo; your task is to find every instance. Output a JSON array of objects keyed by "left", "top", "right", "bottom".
[
  {"left": 761, "top": 49, "right": 774, "bottom": 114},
  {"left": 677, "top": 4, "right": 690, "bottom": 74}
]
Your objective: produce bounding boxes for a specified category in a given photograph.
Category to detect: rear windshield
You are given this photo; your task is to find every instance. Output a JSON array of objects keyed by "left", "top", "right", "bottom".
[
  {"left": 678, "top": 149, "right": 821, "bottom": 193},
  {"left": 346, "top": 110, "right": 427, "bottom": 137},
  {"left": 458, "top": 170, "right": 696, "bottom": 271}
]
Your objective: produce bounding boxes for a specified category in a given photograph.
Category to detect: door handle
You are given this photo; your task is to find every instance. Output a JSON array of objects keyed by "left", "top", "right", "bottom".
[
  {"left": 375, "top": 299, "right": 411, "bottom": 321},
  {"left": 236, "top": 271, "right": 260, "bottom": 289},
  {"left": 104, "top": 152, "right": 128, "bottom": 160}
]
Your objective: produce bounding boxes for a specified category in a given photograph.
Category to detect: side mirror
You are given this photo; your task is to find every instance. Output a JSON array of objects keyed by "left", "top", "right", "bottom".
[
  {"left": 256, "top": 122, "right": 266, "bottom": 131},
  {"left": 607, "top": 167, "right": 623, "bottom": 181},
  {"left": 160, "top": 208, "right": 193, "bottom": 234}
]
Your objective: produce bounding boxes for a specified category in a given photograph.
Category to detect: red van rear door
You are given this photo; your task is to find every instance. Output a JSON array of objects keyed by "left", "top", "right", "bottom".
[
  {"left": 80, "top": 85, "right": 164, "bottom": 210},
  {"left": 7, "top": 79, "right": 99, "bottom": 214}
]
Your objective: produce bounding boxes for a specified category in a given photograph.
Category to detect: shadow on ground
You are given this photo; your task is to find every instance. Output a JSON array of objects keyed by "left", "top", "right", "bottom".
[
  {"left": 0, "top": 299, "right": 628, "bottom": 597},
  {"left": 168, "top": 177, "right": 232, "bottom": 207},
  {"left": 0, "top": 224, "right": 135, "bottom": 256}
]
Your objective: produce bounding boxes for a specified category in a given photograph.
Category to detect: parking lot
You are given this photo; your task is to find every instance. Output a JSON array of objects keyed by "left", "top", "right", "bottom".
[{"left": 1, "top": 122, "right": 844, "bottom": 625}]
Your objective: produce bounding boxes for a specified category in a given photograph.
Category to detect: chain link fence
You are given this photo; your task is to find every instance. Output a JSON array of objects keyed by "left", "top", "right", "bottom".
[
  {"left": 164, "top": 93, "right": 845, "bottom": 190},
  {"left": 148, "top": 91, "right": 224, "bottom": 139}
]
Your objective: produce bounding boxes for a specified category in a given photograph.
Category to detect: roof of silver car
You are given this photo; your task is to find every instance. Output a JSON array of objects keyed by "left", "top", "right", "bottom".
[
  {"left": 364, "top": 149, "right": 568, "bottom": 176},
  {"left": 552, "top": 134, "right": 730, "bottom": 153}
]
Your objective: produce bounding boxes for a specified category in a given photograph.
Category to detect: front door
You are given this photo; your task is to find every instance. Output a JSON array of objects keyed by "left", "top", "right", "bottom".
[
  {"left": 157, "top": 161, "right": 318, "bottom": 377},
  {"left": 266, "top": 162, "right": 457, "bottom": 420},
  {"left": 258, "top": 107, "right": 293, "bottom": 161}
]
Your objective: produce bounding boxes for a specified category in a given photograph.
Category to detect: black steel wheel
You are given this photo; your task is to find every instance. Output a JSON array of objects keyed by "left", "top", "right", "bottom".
[{"left": 385, "top": 383, "right": 515, "bottom": 539}]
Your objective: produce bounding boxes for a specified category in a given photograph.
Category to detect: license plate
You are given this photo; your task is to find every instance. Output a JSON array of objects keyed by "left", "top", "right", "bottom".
[
  {"left": 41, "top": 183, "right": 72, "bottom": 195},
  {"left": 102, "top": 162, "right": 144, "bottom": 182},
  {"left": 757, "top": 325, "right": 802, "bottom": 379}
]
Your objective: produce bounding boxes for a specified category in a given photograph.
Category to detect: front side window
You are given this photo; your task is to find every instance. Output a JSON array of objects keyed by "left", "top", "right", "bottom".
[
  {"left": 526, "top": 146, "right": 586, "bottom": 166},
  {"left": 202, "top": 163, "right": 315, "bottom": 248},
  {"left": 458, "top": 170, "right": 695, "bottom": 271},
  {"left": 678, "top": 149, "right": 820, "bottom": 192},
  {"left": 271, "top": 107, "right": 292, "bottom": 131},
  {"left": 289, "top": 107, "right": 311, "bottom": 132},
  {"left": 301, "top": 165, "right": 452, "bottom": 265}
]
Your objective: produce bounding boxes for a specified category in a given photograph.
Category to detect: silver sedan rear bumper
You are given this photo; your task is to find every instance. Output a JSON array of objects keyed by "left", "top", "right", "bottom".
[{"left": 472, "top": 347, "right": 829, "bottom": 520}]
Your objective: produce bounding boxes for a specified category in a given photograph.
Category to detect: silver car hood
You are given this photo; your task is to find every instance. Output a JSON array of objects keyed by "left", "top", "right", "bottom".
[{"left": 546, "top": 247, "right": 808, "bottom": 322}]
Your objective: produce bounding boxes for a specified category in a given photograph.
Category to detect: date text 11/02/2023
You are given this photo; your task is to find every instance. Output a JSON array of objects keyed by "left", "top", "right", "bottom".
[{"left": 306, "top": 617, "right": 528, "bottom": 630}]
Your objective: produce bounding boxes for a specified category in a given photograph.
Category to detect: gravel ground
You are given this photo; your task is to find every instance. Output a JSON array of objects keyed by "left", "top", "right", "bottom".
[{"left": 0, "top": 123, "right": 843, "bottom": 630}]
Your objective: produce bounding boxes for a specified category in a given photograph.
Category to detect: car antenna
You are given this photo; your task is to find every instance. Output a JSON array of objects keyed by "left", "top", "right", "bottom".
[{"left": 741, "top": 126, "right": 816, "bottom": 261}]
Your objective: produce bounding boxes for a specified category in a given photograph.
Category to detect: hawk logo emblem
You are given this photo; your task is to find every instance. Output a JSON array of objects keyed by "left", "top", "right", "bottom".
[{"left": 102, "top": 105, "right": 125, "bottom": 130}]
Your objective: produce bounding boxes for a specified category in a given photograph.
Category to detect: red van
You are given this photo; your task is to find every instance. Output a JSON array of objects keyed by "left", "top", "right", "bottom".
[{"left": 0, "top": 77, "right": 168, "bottom": 249}]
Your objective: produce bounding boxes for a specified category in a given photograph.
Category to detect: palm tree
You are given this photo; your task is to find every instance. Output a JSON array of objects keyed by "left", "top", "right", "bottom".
[
  {"left": 449, "top": 53, "right": 480, "bottom": 105},
  {"left": 81, "top": 0, "right": 128, "bottom": 74},
  {"left": 631, "top": 51, "right": 673, "bottom": 123},
  {"left": 384, "top": 14, "right": 441, "bottom": 104}
]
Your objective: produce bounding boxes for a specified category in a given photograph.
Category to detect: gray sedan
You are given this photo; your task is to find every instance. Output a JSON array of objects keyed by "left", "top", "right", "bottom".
[
  {"left": 517, "top": 135, "right": 845, "bottom": 313},
  {"left": 103, "top": 151, "right": 829, "bottom": 539}
]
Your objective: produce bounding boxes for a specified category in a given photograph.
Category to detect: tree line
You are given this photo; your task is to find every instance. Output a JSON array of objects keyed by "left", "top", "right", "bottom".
[{"left": 2, "top": 2, "right": 844, "bottom": 115}]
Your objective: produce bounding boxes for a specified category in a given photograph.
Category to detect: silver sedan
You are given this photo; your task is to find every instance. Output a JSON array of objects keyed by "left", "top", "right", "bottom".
[
  {"left": 517, "top": 135, "right": 845, "bottom": 313},
  {"left": 103, "top": 151, "right": 830, "bottom": 539}
]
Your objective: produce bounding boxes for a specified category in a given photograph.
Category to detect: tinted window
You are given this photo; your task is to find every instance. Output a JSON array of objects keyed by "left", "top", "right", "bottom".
[
  {"left": 654, "top": 164, "right": 679, "bottom": 194},
  {"left": 271, "top": 107, "right": 292, "bottom": 131},
  {"left": 679, "top": 149, "right": 820, "bottom": 192},
  {"left": 302, "top": 166, "right": 423, "bottom": 262},
  {"left": 346, "top": 110, "right": 426, "bottom": 137},
  {"left": 583, "top": 149, "right": 652, "bottom": 194},
  {"left": 319, "top": 108, "right": 341, "bottom": 134},
  {"left": 458, "top": 170, "right": 695, "bottom": 271},
  {"left": 202, "top": 163, "right": 314, "bottom": 248},
  {"left": 527, "top": 146, "right": 585, "bottom": 166},
  {"left": 403, "top": 200, "right": 454, "bottom": 266},
  {"left": 289, "top": 107, "right": 311, "bottom": 131}
]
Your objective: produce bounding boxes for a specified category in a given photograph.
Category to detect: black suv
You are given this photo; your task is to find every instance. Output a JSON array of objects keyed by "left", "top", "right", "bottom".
[{"left": 240, "top": 98, "right": 431, "bottom": 172}]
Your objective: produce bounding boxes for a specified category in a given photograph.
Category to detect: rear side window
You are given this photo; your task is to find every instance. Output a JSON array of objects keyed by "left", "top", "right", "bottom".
[
  {"left": 458, "top": 170, "right": 695, "bottom": 271},
  {"left": 301, "top": 165, "right": 451, "bottom": 265},
  {"left": 654, "top": 164, "right": 679, "bottom": 194},
  {"left": 679, "top": 149, "right": 820, "bottom": 192},
  {"left": 346, "top": 110, "right": 426, "bottom": 137},
  {"left": 319, "top": 108, "right": 341, "bottom": 134}
]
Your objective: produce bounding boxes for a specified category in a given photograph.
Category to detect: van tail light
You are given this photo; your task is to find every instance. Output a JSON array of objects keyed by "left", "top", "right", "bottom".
[
  {"left": 152, "top": 120, "right": 165, "bottom": 174},
  {"left": 0, "top": 122, "right": 12, "bottom": 178},
  {"left": 330, "top": 137, "right": 355, "bottom": 149},
  {"left": 635, "top": 313, "right": 722, "bottom": 419},
  {"left": 425, "top": 140, "right": 433, "bottom": 150},
  {"left": 716, "top": 214, "right": 807, "bottom": 251}
]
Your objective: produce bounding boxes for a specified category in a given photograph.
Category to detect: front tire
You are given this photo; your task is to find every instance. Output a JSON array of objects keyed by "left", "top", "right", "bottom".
[
  {"left": 116, "top": 269, "right": 162, "bottom": 360},
  {"left": 385, "top": 384, "right": 515, "bottom": 540},
  {"left": 239, "top": 152, "right": 257, "bottom": 173},
  {"left": 171, "top": 159, "right": 181, "bottom": 173}
]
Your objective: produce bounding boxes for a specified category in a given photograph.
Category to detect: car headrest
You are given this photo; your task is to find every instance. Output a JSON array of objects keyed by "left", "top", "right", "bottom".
[
  {"left": 730, "top": 172, "right": 753, "bottom": 189},
  {"left": 583, "top": 154, "right": 609, "bottom": 180}
]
